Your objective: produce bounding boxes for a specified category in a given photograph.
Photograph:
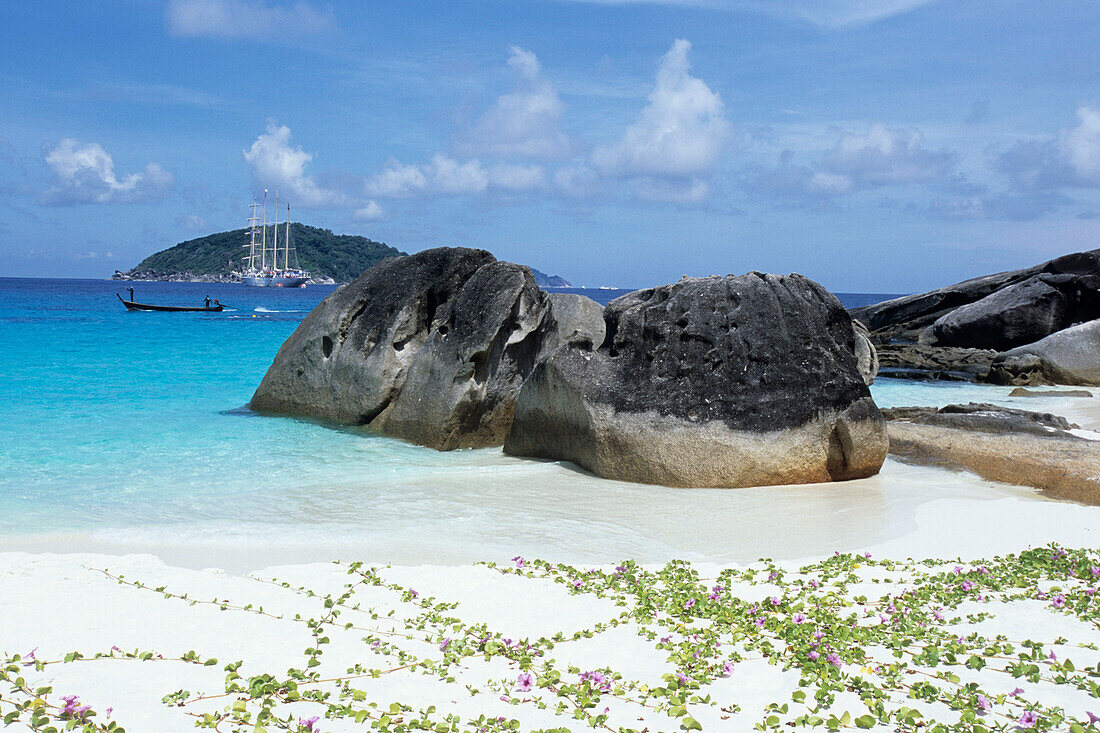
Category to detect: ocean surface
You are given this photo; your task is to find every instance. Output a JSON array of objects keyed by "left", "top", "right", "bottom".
[{"left": 0, "top": 278, "right": 1047, "bottom": 569}]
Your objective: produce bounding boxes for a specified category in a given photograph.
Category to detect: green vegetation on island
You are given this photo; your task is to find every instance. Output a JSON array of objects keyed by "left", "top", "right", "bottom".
[
  {"left": 117, "top": 224, "right": 407, "bottom": 284},
  {"left": 116, "top": 225, "right": 573, "bottom": 286}
]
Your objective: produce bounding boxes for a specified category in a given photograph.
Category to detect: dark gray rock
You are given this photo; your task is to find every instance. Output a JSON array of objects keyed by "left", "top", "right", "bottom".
[
  {"left": 876, "top": 344, "right": 997, "bottom": 382},
  {"left": 853, "top": 320, "right": 878, "bottom": 386},
  {"left": 250, "top": 247, "right": 576, "bottom": 450},
  {"left": 990, "top": 319, "right": 1100, "bottom": 386},
  {"left": 504, "top": 273, "right": 888, "bottom": 488},
  {"left": 543, "top": 293, "right": 605, "bottom": 353},
  {"left": 929, "top": 275, "right": 1073, "bottom": 350},
  {"left": 1009, "top": 387, "right": 1094, "bottom": 398},
  {"left": 881, "top": 402, "right": 1079, "bottom": 438},
  {"left": 851, "top": 249, "right": 1100, "bottom": 346}
]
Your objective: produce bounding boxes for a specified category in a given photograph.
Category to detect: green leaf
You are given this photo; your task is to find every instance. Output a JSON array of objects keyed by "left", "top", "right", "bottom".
[
  {"left": 682, "top": 716, "right": 703, "bottom": 731},
  {"left": 854, "top": 715, "right": 875, "bottom": 729}
]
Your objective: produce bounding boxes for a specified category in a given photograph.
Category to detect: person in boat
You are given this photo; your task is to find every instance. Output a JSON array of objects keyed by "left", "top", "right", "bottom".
[
  {"left": 205, "top": 296, "right": 211, "bottom": 307},
  {"left": 128, "top": 286, "right": 134, "bottom": 302}
]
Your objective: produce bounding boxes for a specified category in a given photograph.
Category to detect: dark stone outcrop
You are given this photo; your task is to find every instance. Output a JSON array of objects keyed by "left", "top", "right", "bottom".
[
  {"left": 989, "top": 320, "right": 1100, "bottom": 386},
  {"left": 1009, "top": 387, "right": 1094, "bottom": 398},
  {"left": 250, "top": 247, "right": 592, "bottom": 450},
  {"left": 851, "top": 249, "right": 1100, "bottom": 344},
  {"left": 853, "top": 320, "right": 878, "bottom": 385},
  {"left": 881, "top": 402, "right": 1079, "bottom": 438},
  {"left": 885, "top": 407, "right": 1100, "bottom": 506},
  {"left": 504, "top": 273, "right": 888, "bottom": 488},
  {"left": 849, "top": 249, "right": 1100, "bottom": 384},
  {"left": 876, "top": 344, "right": 997, "bottom": 382}
]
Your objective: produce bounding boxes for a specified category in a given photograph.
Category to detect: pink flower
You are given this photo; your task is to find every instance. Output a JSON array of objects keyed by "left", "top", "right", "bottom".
[
  {"left": 826, "top": 653, "right": 842, "bottom": 668},
  {"left": 675, "top": 672, "right": 689, "bottom": 685},
  {"left": 408, "top": 589, "right": 418, "bottom": 598},
  {"left": 684, "top": 598, "right": 696, "bottom": 609},
  {"left": 1091, "top": 566, "right": 1100, "bottom": 578},
  {"left": 808, "top": 651, "right": 820, "bottom": 661},
  {"left": 615, "top": 565, "right": 626, "bottom": 575},
  {"left": 809, "top": 579, "right": 820, "bottom": 588},
  {"left": 1009, "top": 687, "right": 1025, "bottom": 698},
  {"left": 1087, "top": 711, "right": 1100, "bottom": 724},
  {"left": 933, "top": 608, "right": 945, "bottom": 621},
  {"left": 1018, "top": 710, "right": 1038, "bottom": 728},
  {"left": 439, "top": 637, "right": 451, "bottom": 651},
  {"left": 976, "top": 694, "right": 991, "bottom": 711},
  {"left": 516, "top": 672, "right": 533, "bottom": 692},
  {"left": 1052, "top": 593, "right": 1066, "bottom": 608},
  {"left": 721, "top": 661, "right": 734, "bottom": 676},
  {"left": 960, "top": 580, "right": 974, "bottom": 592},
  {"left": 813, "top": 630, "right": 826, "bottom": 640},
  {"left": 769, "top": 596, "right": 780, "bottom": 605},
  {"left": 792, "top": 613, "right": 807, "bottom": 624},
  {"left": 572, "top": 579, "right": 583, "bottom": 588},
  {"left": 511, "top": 556, "right": 525, "bottom": 568},
  {"left": 299, "top": 717, "right": 320, "bottom": 732}
]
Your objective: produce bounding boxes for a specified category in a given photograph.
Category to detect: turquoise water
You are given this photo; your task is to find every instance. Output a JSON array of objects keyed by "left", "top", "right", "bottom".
[{"left": 5, "top": 279, "right": 1032, "bottom": 568}]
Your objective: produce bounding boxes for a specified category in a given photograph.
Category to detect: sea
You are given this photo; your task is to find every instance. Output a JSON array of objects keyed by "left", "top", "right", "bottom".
[{"left": 0, "top": 278, "right": 1047, "bottom": 570}]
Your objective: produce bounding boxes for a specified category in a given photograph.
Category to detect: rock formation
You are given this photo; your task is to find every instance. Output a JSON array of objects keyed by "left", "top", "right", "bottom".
[
  {"left": 504, "top": 273, "right": 888, "bottom": 488},
  {"left": 249, "top": 247, "right": 605, "bottom": 450},
  {"left": 884, "top": 404, "right": 1100, "bottom": 505},
  {"left": 989, "top": 320, "right": 1100, "bottom": 386},
  {"left": 851, "top": 249, "right": 1100, "bottom": 383}
]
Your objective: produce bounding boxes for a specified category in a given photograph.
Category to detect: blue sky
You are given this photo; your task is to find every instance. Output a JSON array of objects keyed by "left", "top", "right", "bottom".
[{"left": 0, "top": 0, "right": 1097, "bottom": 291}]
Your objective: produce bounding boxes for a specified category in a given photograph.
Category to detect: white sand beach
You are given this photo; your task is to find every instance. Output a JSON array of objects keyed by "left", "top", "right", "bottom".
[{"left": 4, "top": 445, "right": 1100, "bottom": 732}]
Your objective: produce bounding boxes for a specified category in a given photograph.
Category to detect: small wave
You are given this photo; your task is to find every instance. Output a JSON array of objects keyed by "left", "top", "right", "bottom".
[{"left": 255, "top": 307, "right": 307, "bottom": 313}]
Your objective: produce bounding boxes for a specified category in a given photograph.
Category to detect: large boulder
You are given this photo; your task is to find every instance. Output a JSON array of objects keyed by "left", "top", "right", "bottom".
[
  {"left": 852, "top": 319, "right": 879, "bottom": 385},
  {"left": 503, "top": 273, "right": 889, "bottom": 488},
  {"left": 250, "top": 247, "right": 599, "bottom": 450},
  {"left": 990, "top": 320, "right": 1100, "bottom": 386},
  {"left": 930, "top": 274, "right": 1085, "bottom": 350},
  {"left": 851, "top": 249, "right": 1100, "bottom": 345}
]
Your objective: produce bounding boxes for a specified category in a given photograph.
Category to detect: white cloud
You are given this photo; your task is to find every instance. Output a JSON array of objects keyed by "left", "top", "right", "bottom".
[
  {"left": 166, "top": 0, "right": 333, "bottom": 40},
  {"left": 243, "top": 123, "right": 345, "bottom": 207},
  {"left": 460, "top": 47, "right": 571, "bottom": 160},
  {"left": 353, "top": 201, "right": 384, "bottom": 221},
  {"left": 591, "top": 39, "right": 729, "bottom": 179},
  {"left": 821, "top": 124, "right": 957, "bottom": 186},
  {"left": 365, "top": 155, "right": 489, "bottom": 198},
  {"left": 488, "top": 163, "right": 546, "bottom": 190},
  {"left": 1058, "top": 106, "right": 1100, "bottom": 182},
  {"left": 557, "top": 0, "right": 938, "bottom": 29},
  {"left": 177, "top": 214, "right": 208, "bottom": 231},
  {"left": 42, "top": 139, "right": 174, "bottom": 205},
  {"left": 997, "top": 106, "right": 1100, "bottom": 191}
]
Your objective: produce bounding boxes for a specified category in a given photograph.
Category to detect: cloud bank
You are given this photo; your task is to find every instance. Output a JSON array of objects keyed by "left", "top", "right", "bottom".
[
  {"left": 243, "top": 124, "right": 346, "bottom": 207},
  {"left": 167, "top": 0, "right": 333, "bottom": 40},
  {"left": 42, "top": 139, "right": 174, "bottom": 205}
]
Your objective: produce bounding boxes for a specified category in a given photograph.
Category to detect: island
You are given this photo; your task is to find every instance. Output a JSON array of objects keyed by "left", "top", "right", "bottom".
[{"left": 112, "top": 225, "right": 573, "bottom": 287}]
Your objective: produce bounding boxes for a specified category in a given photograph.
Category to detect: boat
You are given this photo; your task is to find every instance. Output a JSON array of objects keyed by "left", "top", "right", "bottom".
[
  {"left": 240, "top": 190, "right": 310, "bottom": 287},
  {"left": 117, "top": 293, "right": 224, "bottom": 312}
]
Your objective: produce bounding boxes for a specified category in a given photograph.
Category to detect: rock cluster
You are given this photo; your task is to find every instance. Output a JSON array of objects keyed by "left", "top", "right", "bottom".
[
  {"left": 884, "top": 404, "right": 1100, "bottom": 505},
  {"left": 504, "top": 273, "right": 888, "bottom": 487},
  {"left": 250, "top": 248, "right": 602, "bottom": 450},
  {"left": 850, "top": 249, "right": 1100, "bottom": 384},
  {"left": 252, "top": 249, "right": 887, "bottom": 488}
]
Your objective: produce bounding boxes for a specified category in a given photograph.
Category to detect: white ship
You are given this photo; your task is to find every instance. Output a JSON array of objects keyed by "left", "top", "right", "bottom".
[{"left": 240, "top": 189, "right": 310, "bottom": 288}]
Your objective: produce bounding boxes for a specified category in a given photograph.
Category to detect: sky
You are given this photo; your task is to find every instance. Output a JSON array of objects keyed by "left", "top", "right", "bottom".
[{"left": 0, "top": 0, "right": 1097, "bottom": 291}]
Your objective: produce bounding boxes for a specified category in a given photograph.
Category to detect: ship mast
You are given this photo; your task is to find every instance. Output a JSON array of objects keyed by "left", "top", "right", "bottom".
[
  {"left": 273, "top": 190, "right": 280, "bottom": 274},
  {"left": 285, "top": 204, "right": 291, "bottom": 271},
  {"left": 260, "top": 189, "right": 269, "bottom": 271},
  {"left": 246, "top": 198, "right": 261, "bottom": 272}
]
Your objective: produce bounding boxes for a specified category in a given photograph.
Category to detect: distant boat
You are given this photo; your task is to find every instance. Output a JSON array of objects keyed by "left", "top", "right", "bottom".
[
  {"left": 117, "top": 293, "right": 224, "bottom": 312},
  {"left": 239, "top": 190, "right": 310, "bottom": 288}
]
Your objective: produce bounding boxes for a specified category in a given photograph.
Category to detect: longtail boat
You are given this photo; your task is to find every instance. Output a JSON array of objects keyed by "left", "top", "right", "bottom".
[{"left": 117, "top": 293, "right": 224, "bottom": 312}]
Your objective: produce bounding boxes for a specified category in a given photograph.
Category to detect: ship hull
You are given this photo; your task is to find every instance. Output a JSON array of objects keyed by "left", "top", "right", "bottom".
[{"left": 243, "top": 274, "right": 309, "bottom": 288}]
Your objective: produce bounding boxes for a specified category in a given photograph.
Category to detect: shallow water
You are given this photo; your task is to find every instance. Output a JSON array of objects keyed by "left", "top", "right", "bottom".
[{"left": 2, "top": 278, "right": 1069, "bottom": 569}]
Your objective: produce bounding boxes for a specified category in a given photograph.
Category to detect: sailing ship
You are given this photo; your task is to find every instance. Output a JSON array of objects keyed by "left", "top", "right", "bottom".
[{"left": 240, "top": 189, "right": 310, "bottom": 287}]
